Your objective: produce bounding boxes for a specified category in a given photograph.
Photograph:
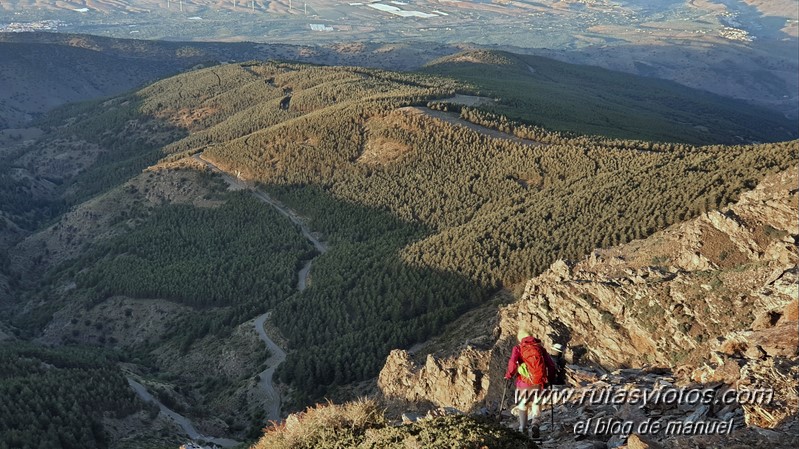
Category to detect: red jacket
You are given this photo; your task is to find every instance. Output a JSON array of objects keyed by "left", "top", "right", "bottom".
[{"left": 504, "top": 337, "right": 556, "bottom": 388}]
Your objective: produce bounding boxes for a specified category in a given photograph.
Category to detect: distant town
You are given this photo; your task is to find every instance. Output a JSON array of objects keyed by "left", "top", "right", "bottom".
[{"left": 0, "top": 19, "right": 64, "bottom": 33}]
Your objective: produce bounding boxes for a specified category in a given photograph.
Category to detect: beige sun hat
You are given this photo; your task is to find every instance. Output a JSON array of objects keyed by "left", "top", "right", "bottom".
[{"left": 517, "top": 327, "right": 531, "bottom": 342}]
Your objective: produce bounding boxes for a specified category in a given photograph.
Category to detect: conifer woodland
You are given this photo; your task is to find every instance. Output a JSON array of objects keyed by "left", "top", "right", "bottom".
[
  {"left": 159, "top": 60, "right": 795, "bottom": 400},
  {"left": 0, "top": 54, "right": 796, "bottom": 445},
  {"left": 0, "top": 344, "right": 147, "bottom": 449}
]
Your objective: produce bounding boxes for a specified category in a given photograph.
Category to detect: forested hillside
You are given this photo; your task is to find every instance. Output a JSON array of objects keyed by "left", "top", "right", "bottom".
[
  {"left": 422, "top": 50, "right": 798, "bottom": 144},
  {"left": 0, "top": 344, "right": 148, "bottom": 449},
  {"left": 180, "top": 59, "right": 794, "bottom": 399},
  {"left": 0, "top": 32, "right": 463, "bottom": 129},
  {"left": 1, "top": 52, "right": 797, "bottom": 447}
]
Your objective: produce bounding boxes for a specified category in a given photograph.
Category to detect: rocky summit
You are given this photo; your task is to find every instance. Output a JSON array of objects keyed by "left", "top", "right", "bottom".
[{"left": 379, "top": 168, "right": 798, "bottom": 448}]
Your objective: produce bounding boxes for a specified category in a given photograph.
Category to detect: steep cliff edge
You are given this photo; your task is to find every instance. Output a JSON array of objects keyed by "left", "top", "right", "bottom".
[{"left": 379, "top": 168, "right": 798, "bottom": 439}]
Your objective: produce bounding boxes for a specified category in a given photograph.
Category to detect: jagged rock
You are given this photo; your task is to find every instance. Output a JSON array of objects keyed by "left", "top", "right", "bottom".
[
  {"left": 570, "top": 366, "right": 604, "bottom": 385},
  {"left": 738, "top": 356, "right": 799, "bottom": 429},
  {"left": 751, "top": 311, "right": 782, "bottom": 331},
  {"left": 573, "top": 441, "right": 608, "bottom": 449},
  {"left": 424, "top": 406, "right": 464, "bottom": 419},
  {"left": 497, "top": 168, "right": 799, "bottom": 372},
  {"left": 744, "top": 344, "right": 767, "bottom": 360},
  {"left": 780, "top": 299, "right": 798, "bottom": 323},
  {"left": 378, "top": 347, "right": 489, "bottom": 411},
  {"left": 694, "top": 355, "right": 742, "bottom": 384},
  {"left": 684, "top": 405, "right": 709, "bottom": 423},
  {"left": 607, "top": 435, "right": 625, "bottom": 448},
  {"left": 551, "top": 259, "right": 573, "bottom": 280}
]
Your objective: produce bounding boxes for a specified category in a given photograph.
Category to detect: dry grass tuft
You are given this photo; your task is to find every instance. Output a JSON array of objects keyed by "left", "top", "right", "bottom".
[
  {"left": 252, "top": 398, "right": 386, "bottom": 449},
  {"left": 251, "top": 398, "right": 537, "bottom": 449}
]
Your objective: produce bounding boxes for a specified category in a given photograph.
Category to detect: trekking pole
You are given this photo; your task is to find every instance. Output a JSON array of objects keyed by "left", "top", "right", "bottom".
[
  {"left": 550, "top": 386, "right": 554, "bottom": 427},
  {"left": 498, "top": 378, "right": 511, "bottom": 423}
]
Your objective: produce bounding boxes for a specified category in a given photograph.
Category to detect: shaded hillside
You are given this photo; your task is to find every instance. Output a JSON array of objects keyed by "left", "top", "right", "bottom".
[
  {"left": 423, "top": 50, "right": 798, "bottom": 144},
  {"left": 0, "top": 40, "right": 189, "bottom": 129},
  {"left": 0, "top": 343, "right": 151, "bottom": 449},
  {"left": 4, "top": 164, "right": 312, "bottom": 446},
  {"left": 260, "top": 171, "right": 798, "bottom": 449},
  {"left": 177, "top": 61, "right": 795, "bottom": 399}
]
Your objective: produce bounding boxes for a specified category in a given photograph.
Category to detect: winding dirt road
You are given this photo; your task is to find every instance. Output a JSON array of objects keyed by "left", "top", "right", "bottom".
[
  {"left": 195, "top": 152, "right": 329, "bottom": 421},
  {"left": 127, "top": 153, "right": 328, "bottom": 440},
  {"left": 127, "top": 378, "right": 240, "bottom": 447},
  {"left": 253, "top": 312, "right": 286, "bottom": 422}
]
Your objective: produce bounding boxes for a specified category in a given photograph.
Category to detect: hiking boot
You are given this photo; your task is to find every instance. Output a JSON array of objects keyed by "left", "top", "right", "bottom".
[{"left": 528, "top": 424, "right": 540, "bottom": 439}]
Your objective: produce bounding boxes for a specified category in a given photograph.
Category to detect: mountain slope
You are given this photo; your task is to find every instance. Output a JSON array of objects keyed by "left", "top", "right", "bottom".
[
  {"left": 0, "top": 56, "right": 797, "bottom": 447},
  {"left": 256, "top": 168, "right": 798, "bottom": 449},
  {"left": 379, "top": 167, "right": 797, "bottom": 414},
  {"left": 423, "top": 50, "right": 798, "bottom": 144},
  {"left": 176, "top": 61, "right": 796, "bottom": 401},
  {"left": 0, "top": 40, "right": 189, "bottom": 128},
  {"left": 0, "top": 32, "right": 464, "bottom": 128}
]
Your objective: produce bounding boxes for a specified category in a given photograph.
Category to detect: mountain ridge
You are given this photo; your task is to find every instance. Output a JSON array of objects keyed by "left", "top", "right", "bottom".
[{"left": 0, "top": 54, "right": 797, "bottom": 448}]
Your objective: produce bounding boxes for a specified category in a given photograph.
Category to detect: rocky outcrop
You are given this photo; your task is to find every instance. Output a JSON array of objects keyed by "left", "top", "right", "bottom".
[
  {"left": 378, "top": 169, "right": 798, "bottom": 437},
  {"left": 524, "top": 356, "right": 797, "bottom": 448},
  {"left": 378, "top": 346, "right": 491, "bottom": 413},
  {"left": 500, "top": 169, "right": 797, "bottom": 371}
]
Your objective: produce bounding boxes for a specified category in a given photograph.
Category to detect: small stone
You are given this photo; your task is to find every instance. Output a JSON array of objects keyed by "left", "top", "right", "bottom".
[
  {"left": 401, "top": 413, "right": 418, "bottom": 424},
  {"left": 751, "top": 310, "right": 781, "bottom": 330},
  {"left": 607, "top": 435, "right": 626, "bottom": 448},
  {"left": 744, "top": 344, "right": 767, "bottom": 360}
]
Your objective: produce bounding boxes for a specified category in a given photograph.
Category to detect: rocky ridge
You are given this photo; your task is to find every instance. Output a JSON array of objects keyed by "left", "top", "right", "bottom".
[{"left": 379, "top": 168, "right": 798, "bottom": 447}]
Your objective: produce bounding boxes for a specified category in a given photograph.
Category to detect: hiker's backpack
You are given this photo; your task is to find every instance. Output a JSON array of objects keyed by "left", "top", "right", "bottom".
[{"left": 518, "top": 339, "right": 548, "bottom": 386}]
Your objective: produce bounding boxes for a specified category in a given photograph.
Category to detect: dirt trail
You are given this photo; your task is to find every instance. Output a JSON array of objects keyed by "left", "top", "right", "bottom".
[
  {"left": 195, "top": 153, "right": 327, "bottom": 253},
  {"left": 253, "top": 312, "right": 286, "bottom": 422},
  {"left": 195, "top": 152, "right": 329, "bottom": 421},
  {"left": 402, "top": 106, "right": 548, "bottom": 147},
  {"left": 127, "top": 378, "right": 240, "bottom": 447}
]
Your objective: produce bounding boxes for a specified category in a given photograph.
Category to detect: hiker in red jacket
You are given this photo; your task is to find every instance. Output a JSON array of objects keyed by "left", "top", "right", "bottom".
[{"left": 504, "top": 327, "right": 556, "bottom": 437}]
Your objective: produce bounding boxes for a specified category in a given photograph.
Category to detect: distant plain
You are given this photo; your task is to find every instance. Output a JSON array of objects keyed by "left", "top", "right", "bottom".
[{"left": 2, "top": 0, "right": 798, "bottom": 118}]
